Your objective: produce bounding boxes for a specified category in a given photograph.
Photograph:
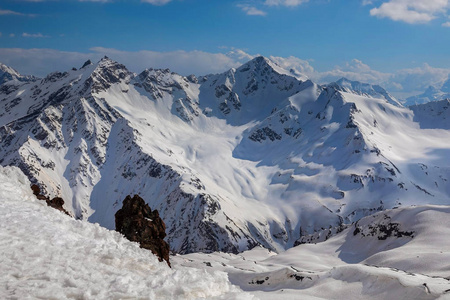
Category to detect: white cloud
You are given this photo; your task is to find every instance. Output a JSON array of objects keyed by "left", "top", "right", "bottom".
[
  {"left": 0, "top": 9, "right": 36, "bottom": 16},
  {"left": 238, "top": 4, "right": 267, "bottom": 16},
  {"left": 90, "top": 47, "right": 256, "bottom": 75},
  {"left": 394, "top": 63, "right": 450, "bottom": 92},
  {"left": 442, "top": 21, "right": 450, "bottom": 26},
  {"left": 0, "top": 9, "right": 23, "bottom": 16},
  {"left": 141, "top": 0, "right": 172, "bottom": 5},
  {"left": 269, "top": 55, "right": 315, "bottom": 77},
  {"left": 0, "top": 47, "right": 448, "bottom": 99},
  {"left": 22, "top": 32, "right": 49, "bottom": 38},
  {"left": 9, "top": 34, "right": 15, "bottom": 38},
  {"left": 0, "top": 48, "right": 256, "bottom": 78},
  {"left": 265, "top": 0, "right": 309, "bottom": 6},
  {"left": 370, "top": 0, "right": 450, "bottom": 24},
  {"left": 311, "top": 58, "right": 450, "bottom": 97},
  {"left": 318, "top": 59, "right": 391, "bottom": 84},
  {"left": 0, "top": 48, "right": 94, "bottom": 76}
]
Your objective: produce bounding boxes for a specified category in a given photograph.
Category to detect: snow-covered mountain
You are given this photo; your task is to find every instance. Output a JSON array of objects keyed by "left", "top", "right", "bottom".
[
  {"left": 409, "top": 99, "right": 450, "bottom": 130},
  {"left": 0, "top": 63, "right": 38, "bottom": 85},
  {"left": 405, "top": 78, "right": 450, "bottom": 105},
  {"left": 331, "top": 77, "right": 402, "bottom": 107},
  {"left": 0, "top": 56, "right": 449, "bottom": 255}
]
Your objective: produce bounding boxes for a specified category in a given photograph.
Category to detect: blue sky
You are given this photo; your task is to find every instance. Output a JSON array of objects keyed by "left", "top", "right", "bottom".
[{"left": 1, "top": 0, "right": 450, "bottom": 98}]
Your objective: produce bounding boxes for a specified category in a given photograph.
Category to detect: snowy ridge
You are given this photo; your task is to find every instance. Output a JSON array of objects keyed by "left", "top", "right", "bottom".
[
  {"left": 331, "top": 77, "right": 402, "bottom": 107},
  {"left": 0, "top": 56, "right": 449, "bottom": 255},
  {"left": 0, "top": 165, "right": 250, "bottom": 300},
  {"left": 198, "top": 56, "right": 315, "bottom": 124}
]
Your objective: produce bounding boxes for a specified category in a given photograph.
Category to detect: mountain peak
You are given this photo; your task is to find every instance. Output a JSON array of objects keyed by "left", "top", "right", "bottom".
[
  {"left": 406, "top": 83, "right": 450, "bottom": 105},
  {"left": 237, "top": 56, "right": 273, "bottom": 72},
  {"left": 0, "top": 63, "right": 21, "bottom": 78},
  {"left": 441, "top": 77, "right": 450, "bottom": 93},
  {"left": 331, "top": 77, "right": 402, "bottom": 107},
  {"left": 81, "top": 60, "right": 93, "bottom": 69},
  {"left": 0, "top": 62, "right": 38, "bottom": 85},
  {"left": 84, "top": 58, "right": 132, "bottom": 93},
  {"left": 236, "top": 55, "right": 308, "bottom": 83}
]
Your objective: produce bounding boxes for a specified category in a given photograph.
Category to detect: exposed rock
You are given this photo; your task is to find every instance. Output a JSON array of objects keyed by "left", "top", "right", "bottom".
[
  {"left": 81, "top": 60, "right": 93, "bottom": 69},
  {"left": 30, "top": 184, "right": 70, "bottom": 215},
  {"left": 115, "top": 195, "right": 171, "bottom": 266}
]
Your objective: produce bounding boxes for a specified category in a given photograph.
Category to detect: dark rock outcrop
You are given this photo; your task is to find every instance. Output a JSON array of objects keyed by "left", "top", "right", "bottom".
[
  {"left": 115, "top": 195, "right": 171, "bottom": 266},
  {"left": 31, "top": 184, "right": 70, "bottom": 216}
]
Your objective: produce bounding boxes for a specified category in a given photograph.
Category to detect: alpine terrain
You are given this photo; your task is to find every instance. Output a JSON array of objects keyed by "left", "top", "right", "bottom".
[{"left": 1, "top": 56, "right": 449, "bottom": 257}]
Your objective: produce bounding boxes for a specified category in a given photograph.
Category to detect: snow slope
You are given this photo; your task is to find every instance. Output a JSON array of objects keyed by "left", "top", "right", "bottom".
[
  {"left": 410, "top": 99, "right": 450, "bottom": 130},
  {"left": 0, "top": 165, "right": 251, "bottom": 300},
  {"left": 4, "top": 164, "right": 450, "bottom": 299},
  {"left": 0, "top": 56, "right": 449, "bottom": 255},
  {"left": 332, "top": 77, "right": 402, "bottom": 107},
  {"left": 175, "top": 205, "right": 450, "bottom": 299}
]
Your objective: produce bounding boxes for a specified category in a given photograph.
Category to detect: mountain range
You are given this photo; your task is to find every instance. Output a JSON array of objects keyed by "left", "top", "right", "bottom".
[
  {"left": 405, "top": 78, "right": 450, "bottom": 105},
  {"left": 0, "top": 56, "right": 449, "bottom": 254}
]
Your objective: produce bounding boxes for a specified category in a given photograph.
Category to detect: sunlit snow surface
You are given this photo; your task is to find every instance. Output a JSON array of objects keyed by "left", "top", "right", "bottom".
[
  {"left": 0, "top": 166, "right": 251, "bottom": 300},
  {"left": 2, "top": 165, "right": 450, "bottom": 299},
  {"left": 175, "top": 204, "right": 450, "bottom": 299}
]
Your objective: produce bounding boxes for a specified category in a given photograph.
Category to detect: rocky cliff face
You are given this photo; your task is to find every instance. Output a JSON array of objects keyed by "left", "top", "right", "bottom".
[
  {"left": 31, "top": 184, "right": 70, "bottom": 216},
  {"left": 115, "top": 195, "right": 170, "bottom": 266}
]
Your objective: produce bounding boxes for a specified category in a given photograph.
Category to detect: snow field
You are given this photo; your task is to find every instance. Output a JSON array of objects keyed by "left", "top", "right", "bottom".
[{"left": 174, "top": 206, "right": 450, "bottom": 299}]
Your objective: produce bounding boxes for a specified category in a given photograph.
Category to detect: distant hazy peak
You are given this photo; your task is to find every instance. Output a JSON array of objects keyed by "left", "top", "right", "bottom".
[{"left": 330, "top": 77, "right": 402, "bottom": 107}]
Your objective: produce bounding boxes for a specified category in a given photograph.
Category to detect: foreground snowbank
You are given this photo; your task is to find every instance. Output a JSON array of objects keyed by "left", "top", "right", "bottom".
[{"left": 0, "top": 166, "right": 251, "bottom": 299}]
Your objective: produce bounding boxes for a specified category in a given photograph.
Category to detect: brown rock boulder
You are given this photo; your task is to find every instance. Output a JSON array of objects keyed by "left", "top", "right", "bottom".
[
  {"left": 30, "top": 184, "right": 70, "bottom": 216},
  {"left": 115, "top": 195, "right": 170, "bottom": 266}
]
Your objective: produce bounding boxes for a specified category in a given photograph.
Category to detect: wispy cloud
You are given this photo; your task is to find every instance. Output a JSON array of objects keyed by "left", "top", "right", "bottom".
[
  {"left": 238, "top": 4, "right": 267, "bottom": 16},
  {"left": 264, "top": 0, "right": 309, "bottom": 7},
  {"left": 22, "top": 33, "right": 49, "bottom": 38},
  {"left": 141, "top": 0, "right": 172, "bottom": 5},
  {"left": 311, "top": 58, "right": 450, "bottom": 97},
  {"left": 78, "top": 0, "right": 110, "bottom": 2},
  {"left": 369, "top": 0, "right": 449, "bottom": 24},
  {"left": 22, "top": 0, "right": 110, "bottom": 1},
  {"left": 0, "top": 9, "right": 36, "bottom": 17}
]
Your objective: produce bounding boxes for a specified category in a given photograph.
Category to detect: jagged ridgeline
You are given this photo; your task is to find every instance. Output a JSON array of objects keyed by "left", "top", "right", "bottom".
[{"left": 0, "top": 56, "right": 449, "bottom": 254}]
